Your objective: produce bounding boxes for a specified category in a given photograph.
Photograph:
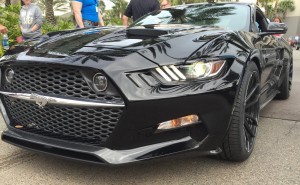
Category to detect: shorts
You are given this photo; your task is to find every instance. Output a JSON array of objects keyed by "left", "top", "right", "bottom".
[{"left": 76, "top": 20, "right": 99, "bottom": 28}]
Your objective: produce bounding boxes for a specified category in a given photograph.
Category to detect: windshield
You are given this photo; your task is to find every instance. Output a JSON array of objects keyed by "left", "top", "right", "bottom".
[{"left": 131, "top": 4, "right": 250, "bottom": 31}]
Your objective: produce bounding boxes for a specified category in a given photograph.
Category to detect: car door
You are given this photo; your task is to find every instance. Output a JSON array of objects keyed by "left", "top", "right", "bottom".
[{"left": 253, "top": 8, "right": 281, "bottom": 103}]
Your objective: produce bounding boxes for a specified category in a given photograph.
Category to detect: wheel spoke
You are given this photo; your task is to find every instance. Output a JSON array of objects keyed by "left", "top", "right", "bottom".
[
  {"left": 245, "top": 95, "right": 260, "bottom": 108},
  {"left": 245, "top": 113, "right": 258, "bottom": 126},
  {"left": 289, "top": 69, "right": 293, "bottom": 91},
  {"left": 244, "top": 122, "right": 255, "bottom": 137},
  {"left": 247, "top": 140, "right": 250, "bottom": 152},
  {"left": 246, "top": 83, "right": 259, "bottom": 102}
]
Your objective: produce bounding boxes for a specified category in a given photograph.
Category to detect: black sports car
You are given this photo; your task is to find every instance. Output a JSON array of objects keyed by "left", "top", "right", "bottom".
[{"left": 0, "top": 3, "right": 293, "bottom": 164}]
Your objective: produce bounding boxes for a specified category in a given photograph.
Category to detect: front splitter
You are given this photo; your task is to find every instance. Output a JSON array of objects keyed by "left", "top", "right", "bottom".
[{"left": 1, "top": 129, "right": 221, "bottom": 165}]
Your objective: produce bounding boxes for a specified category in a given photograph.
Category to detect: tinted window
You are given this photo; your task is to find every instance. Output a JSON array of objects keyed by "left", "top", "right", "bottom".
[{"left": 131, "top": 4, "right": 250, "bottom": 31}]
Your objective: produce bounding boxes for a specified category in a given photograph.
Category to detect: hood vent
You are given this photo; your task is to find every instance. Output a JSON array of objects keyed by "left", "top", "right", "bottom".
[{"left": 126, "top": 28, "right": 168, "bottom": 38}]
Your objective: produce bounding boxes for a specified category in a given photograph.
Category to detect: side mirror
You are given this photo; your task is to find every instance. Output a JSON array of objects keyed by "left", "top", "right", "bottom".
[
  {"left": 258, "top": 22, "right": 287, "bottom": 37},
  {"left": 267, "top": 22, "right": 287, "bottom": 34}
]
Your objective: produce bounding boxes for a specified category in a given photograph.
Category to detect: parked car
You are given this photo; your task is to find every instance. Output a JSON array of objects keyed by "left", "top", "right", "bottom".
[
  {"left": 288, "top": 36, "right": 295, "bottom": 47},
  {"left": 0, "top": 3, "right": 293, "bottom": 165},
  {"left": 295, "top": 35, "right": 300, "bottom": 50}
]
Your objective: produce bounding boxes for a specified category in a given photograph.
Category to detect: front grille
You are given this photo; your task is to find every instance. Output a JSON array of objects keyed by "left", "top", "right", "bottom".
[
  {"left": 3, "top": 96, "right": 123, "bottom": 146},
  {"left": 2, "top": 66, "right": 122, "bottom": 103}
]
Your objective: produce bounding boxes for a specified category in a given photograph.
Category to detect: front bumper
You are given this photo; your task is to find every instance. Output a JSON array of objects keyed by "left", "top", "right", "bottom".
[
  {"left": 0, "top": 90, "right": 234, "bottom": 165},
  {"left": 2, "top": 128, "right": 221, "bottom": 165},
  {"left": 0, "top": 58, "right": 241, "bottom": 164}
]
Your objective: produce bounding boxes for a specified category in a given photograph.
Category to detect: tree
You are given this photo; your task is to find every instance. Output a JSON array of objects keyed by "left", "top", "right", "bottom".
[
  {"left": 4, "top": 0, "right": 18, "bottom": 6},
  {"left": 277, "top": 0, "right": 295, "bottom": 20},
  {"left": 0, "top": 4, "right": 22, "bottom": 55},
  {"left": 36, "top": 0, "right": 68, "bottom": 15},
  {"left": 5, "top": 0, "right": 10, "bottom": 6},
  {"left": 266, "top": 4, "right": 274, "bottom": 19},
  {"left": 45, "top": 0, "right": 56, "bottom": 25},
  {"left": 274, "top": 0, "right": 279, "bottom": 16},
  {"left": 35, "top": 0, "right": 70, "bottom": 25},
  {"left": 110, "top": 0, "right": 128, "bottom": 18},
  {"left": 258, "top": 0, "right": 274, "bottom": 17},
  {"left": 105, "top": 0, "right": 128, "bottom": 25}
]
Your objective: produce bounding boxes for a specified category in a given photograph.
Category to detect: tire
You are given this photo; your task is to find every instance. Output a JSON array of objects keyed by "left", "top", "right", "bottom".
[
  {"left": 275, "top": 60, "right": 292, "bottom": 100},
  {"left": 297, "top": 47, "right": 299, "bottom": 50},
  {"left": 220, "top": 62, "right": 260, "bottom": 162}
]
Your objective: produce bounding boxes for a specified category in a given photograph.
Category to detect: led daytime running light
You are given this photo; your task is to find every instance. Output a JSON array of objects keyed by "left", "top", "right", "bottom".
[
  {"left": 155, "top": 60, "right": 225, "bottom": 82},
  {"left": 157, "top": 115, "right": 199, "bottom": 130}
]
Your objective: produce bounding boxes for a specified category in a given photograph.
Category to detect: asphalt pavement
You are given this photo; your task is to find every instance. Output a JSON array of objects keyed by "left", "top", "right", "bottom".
[{"left": 0, "top": 50, "right": 299, "bottom": 185}]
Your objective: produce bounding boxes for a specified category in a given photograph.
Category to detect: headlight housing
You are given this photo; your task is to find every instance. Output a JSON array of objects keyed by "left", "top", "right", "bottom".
[{"left": 154, "top": 60, "right": 226, "bottom": 82}]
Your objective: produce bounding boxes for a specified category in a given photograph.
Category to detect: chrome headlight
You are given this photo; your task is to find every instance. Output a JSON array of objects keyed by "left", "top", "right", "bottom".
[{"left": 154, "top": 60, "right": 226, "bottom": 82}]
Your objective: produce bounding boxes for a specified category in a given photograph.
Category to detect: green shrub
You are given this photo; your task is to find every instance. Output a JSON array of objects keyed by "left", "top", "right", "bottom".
[
  {"left": 0, "top": 5, "right": 75, "bottom": 57},
  {"left": 42, "top": 19, "right": 75, "bottom": 34},
  {"left": 0, "top": 4, "right": 22, "bottom": 56}
]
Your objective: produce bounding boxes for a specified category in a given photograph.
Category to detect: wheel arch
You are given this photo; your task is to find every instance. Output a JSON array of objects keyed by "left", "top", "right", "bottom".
[{"left": 250, "top": 56, "right": 262, "bottom": 75}]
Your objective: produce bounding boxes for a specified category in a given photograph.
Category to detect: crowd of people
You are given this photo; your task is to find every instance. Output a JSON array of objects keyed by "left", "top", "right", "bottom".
[
  {"left": 1, "top": 0, "right": 170, "bottom": 42},
  {"left": 1, "top": 0, "right": 287, "bottom": 44}
]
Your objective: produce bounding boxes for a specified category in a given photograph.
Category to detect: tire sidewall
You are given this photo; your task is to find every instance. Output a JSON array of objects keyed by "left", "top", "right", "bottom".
[{"left": 223, "top": 62, "right": 260, "bottom": 161}]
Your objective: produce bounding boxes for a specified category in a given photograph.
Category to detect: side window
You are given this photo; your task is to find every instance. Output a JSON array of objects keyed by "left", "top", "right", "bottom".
[
  {"left": 255, "top": 21, "right": 261, "bottom": 32},
  {"left": 255, "top": 10, "right": 268, "bottom": 33}
]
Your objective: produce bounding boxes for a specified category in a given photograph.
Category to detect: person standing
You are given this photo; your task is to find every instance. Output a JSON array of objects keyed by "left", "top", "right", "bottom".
[
  {"left": 273, "top": 16, "right": 282, "bottom": 23},
  {"left": 72, "top": 0, "right": 105, "bottom": 28},
  {"left": 122, "top": 0, "right": 160, "bottom": 26},
  {"left": 20, "top": 0, "right": 43, "bottom": 41},
  {"left": 161, "top": 0, "right": 171, "bottom": 9},
  {"left": 273, "top": 16, "right": 283, "bottom": 37},
  {"left": 0, "top": 24, "right": 8, "bottom": 34}
]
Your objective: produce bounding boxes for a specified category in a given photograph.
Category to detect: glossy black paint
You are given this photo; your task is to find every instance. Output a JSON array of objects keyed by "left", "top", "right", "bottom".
[{"left": 0, "top": 3, "right": 292, "bottom": 164}]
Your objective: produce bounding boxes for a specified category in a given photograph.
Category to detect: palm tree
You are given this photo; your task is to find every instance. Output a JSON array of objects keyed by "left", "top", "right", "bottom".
[
  {"left": 258, "top": 0, "right": 274, "bottom": 18},
  {"left": 277, "top": 0, "right": 295, "bottom": 19},
  {"left": 45, "top": 0, "right": 56, "bottom": 24},
  {"left": 5, "top": 0, "right": 10, "bottom": 6},
  {"left": 35, "top": 0, "right": 69, "bottom": 25},
  {"left": 36, "top": 0, "right": 68, "bottom": 15},
  {"left": 111, "top": 0, "right": 128, "bottom": 18},
  {"left": 4, "top": 0, "right": 19, "bottom": 6},
  {"left": 274, "top": 0, "right": 279, "bottom": 16}
]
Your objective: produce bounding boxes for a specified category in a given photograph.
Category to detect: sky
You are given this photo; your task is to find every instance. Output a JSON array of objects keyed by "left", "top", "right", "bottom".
[
  {"left": 102, "top": 0, "right": 131, "bottom": 10},
  {"left": 102, "top": 0, "right": 115, "bottom": 10}
]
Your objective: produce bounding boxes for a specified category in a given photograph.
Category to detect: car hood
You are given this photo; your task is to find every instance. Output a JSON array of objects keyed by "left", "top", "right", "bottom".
[{"left": 19, "top": 25, "right": 226, "bottom": 65}]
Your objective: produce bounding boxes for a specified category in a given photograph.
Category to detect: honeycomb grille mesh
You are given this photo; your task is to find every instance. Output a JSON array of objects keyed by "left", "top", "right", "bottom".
[
  {"left": 2, "top": 66, "right": 122, "bottom": 103},
  {"left": 4, "top": 96, "right": 123, "bottom": 145}
]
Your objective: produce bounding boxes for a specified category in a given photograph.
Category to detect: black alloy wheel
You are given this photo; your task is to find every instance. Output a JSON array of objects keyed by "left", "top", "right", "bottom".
[
  {"left": 221, "top": 62, "right": 260, "bottom": 162},
  {"left": 276, "top": 59, "right": 292, "bottom": 100},
  {"left": 244, "top": 71, "right": 260, "bottom": 152},
  {"left": 289, "top": 61, "right": 293, "bottom": 92}
]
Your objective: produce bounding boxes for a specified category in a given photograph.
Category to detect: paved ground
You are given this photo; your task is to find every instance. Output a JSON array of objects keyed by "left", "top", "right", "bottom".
[{"left": 0, "top": 50, "right": 300, "bottom": 185}]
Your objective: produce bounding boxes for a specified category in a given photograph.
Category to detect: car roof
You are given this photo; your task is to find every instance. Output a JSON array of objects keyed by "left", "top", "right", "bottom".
[{"left": 172, "top": 2, "right": 254, "bottom": 7}]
